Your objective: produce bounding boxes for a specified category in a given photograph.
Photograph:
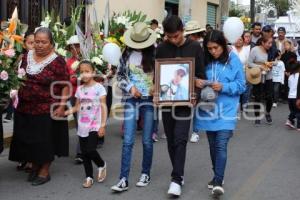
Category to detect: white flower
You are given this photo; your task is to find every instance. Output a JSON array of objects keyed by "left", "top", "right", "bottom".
[
  {"left": 53, "top": 25, "right": 58, "bottom": 32},
  {"left": 61, "top": 29, "right": 67, "bottom": 35},
  {"left": 10, "top": 90, "right": 18, "bottom": 98},
  {"left": 40, "top": 15, "right": 51, "bottom": 28},
  {"left": 17, "top": 68, "right": 26, "bottom": 79},
  {"left": 71, "top": 61, "right": 80, "bottom": 71},
  {"left": 0, "top": 70, "right": 9, "bottom": 81},
  {"left": 91, "top": 57, "right": 104, "bottom": 66},
  {"left": 56, "top": 48, "right": 67, "bottom": 57},
  {"left": 125, "top": 21, "right": 133, "bottom": 29},
  {"left": 116, "top": 15, "right": 131, "bottom": 27}
]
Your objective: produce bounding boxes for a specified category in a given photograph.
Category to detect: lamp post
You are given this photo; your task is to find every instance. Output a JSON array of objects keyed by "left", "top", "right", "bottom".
[{"left": 250, "top": 0, "right": 255, "bottom": 23}]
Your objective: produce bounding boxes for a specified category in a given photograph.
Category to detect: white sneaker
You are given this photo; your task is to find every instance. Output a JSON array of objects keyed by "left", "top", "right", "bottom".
[
  {"left": 136, "top": 174, "right": 150, "bottom": 187},
  {"left": 97, "top": 162, "right": 106, "bottom": 183},
  {"left": 111, "top": 178, "right": 129, "bottom": 192},
  {"left": 160, "top": 133, "right": 167, "bottom": 139},
  {"left": 190, "top": 132, "right": 200, "bottom": 143},
  {"left": 212, "top": 185, "right": 225, "bottom": 196},
  {"left": 273, "top": 103, "right": 277, "bottom": 108},
  {"left": 181, "top": 176, "right": 185, "bottom": 186},
  {"left": 285, "top": 120, "right": 295, "bottom": 129},
  {"left": 167, "top": 182, "right": 181, "bottom": 196}
]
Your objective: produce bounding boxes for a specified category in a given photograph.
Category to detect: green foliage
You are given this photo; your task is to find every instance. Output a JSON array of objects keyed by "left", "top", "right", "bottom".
[{"left": 256, "top": 0, "right": 296, "bottom": 16}]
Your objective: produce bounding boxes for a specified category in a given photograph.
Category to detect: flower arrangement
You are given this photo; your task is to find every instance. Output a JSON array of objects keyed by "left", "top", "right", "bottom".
[
  {"left": 38, "top": 5, "right": 84, "bottom": 57},
  {"left": 0, "top": 8, "right": 27, "bottom": 109},
  {"left": 100, "top": 10, "right": 148, "bottom": 50}
]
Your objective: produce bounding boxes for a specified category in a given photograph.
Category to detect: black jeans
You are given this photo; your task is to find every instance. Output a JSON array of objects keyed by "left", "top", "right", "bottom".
[
  {"left": 162, "top": 106, "right": 191, "bottom": 185},
  {"left": 106, "top": 86, "right": 113, "bottom": 117},
  {"left": 288, "top": 99, "right": 300, "bottom": 128},
  {"left": 79, "top": 132, "right": 105, "bottom": 178},
  {"left": 273, "top": 82, "right": 281, "bottom": 103},
  {"left": 280, "top": 75, "right": 289, "bottom": 101},
  {"left": 252, "top": 80, "right": 273, "bottom": 117}
]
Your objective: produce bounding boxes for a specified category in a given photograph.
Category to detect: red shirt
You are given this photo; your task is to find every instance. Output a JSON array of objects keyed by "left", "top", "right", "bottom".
[
  {"left": 66, "top": 57, "right": 78, "bottom": 96},
  {"left": 17, "top": 53, "right": 70, "bottom": 115}
]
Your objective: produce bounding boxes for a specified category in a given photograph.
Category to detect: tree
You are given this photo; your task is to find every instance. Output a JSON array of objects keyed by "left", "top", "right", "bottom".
[
  {"left": 229, "top": 1, "right": 244, "bottom": 17},
  {"left": 255, "top": 0, "right": 297, "bottom": 16}
]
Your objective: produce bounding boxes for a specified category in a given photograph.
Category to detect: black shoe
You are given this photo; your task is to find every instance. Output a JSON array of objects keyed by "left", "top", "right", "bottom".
[
  {"left": 27, "top": 171, "right": 38, "bottom": 182},
  {"left": 208, "top": 179, "right": 224, "bottom": 190},
  {"left": 74, "top": 154, "right": 83, "bottom": 165},
  {"left": 97, "top": 137, "right": 105, "bottom": 148},
  {"left": 111, "top": 178, "right": 129, "bottom": 192},
  {"left": 31, "top": 175, "right": 51, "bottom": 186},
  {"left": 17, "top": 162, "right": 27, "bottom": 171},
  {"left": 265, "top": 114, "right": 273, "bottom": 125},
  {"left": 254, "top": 119, "right": 261, "bottom": 126}
]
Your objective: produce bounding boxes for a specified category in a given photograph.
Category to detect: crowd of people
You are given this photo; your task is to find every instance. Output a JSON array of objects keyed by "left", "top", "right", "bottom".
[{"left": 2, "top": 15, "right": 300, "bottom": 198}]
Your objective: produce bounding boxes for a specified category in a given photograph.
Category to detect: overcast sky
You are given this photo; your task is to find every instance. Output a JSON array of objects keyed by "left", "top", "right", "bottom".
[{"left": 234, "top": 0, "right": 250, "bottom": 5}]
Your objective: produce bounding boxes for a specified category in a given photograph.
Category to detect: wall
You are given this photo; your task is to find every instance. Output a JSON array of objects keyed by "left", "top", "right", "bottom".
[
  {"left": 90, "top": 0, "right": 228, "bottom": 28},
  {"left": 90, "top": 0, "right": 166, "bottom": 23}
]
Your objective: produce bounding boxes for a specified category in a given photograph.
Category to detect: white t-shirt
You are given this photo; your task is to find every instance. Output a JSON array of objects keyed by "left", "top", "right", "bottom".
[
  {"left": 272, "top": 60, "right": 285, "bottom": 84},
  {"left": 288, "top": 73, "right": 299, "bottom": 99},
  {"left": 231, "top": 45, "right": 250, "bottom": 69},
  {"left": 75, "top": 83, "right": 107, "bottom": 137}
]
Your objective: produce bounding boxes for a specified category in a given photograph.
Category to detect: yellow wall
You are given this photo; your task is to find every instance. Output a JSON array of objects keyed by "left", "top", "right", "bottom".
[
  {"left": 90, "top": 0, "right": 221, "bottom": 26},
  {"left": 90, "top": 0, "right": 166, "bottom": 23},
  {"left": 191, "top": 0, "right": 220, "bottom": 28}
]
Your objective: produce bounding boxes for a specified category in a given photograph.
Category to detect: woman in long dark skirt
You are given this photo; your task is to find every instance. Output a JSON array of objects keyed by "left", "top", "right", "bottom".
[{"left": 9, "top": 28, "right": 70, "bottom": 186}]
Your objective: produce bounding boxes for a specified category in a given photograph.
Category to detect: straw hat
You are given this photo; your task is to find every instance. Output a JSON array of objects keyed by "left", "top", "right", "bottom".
[
  {"left": 124, "top": 22, "right": 157, "bottom": 49},
  {"left": 184, "top": 21, "right": 205, "bottom": 36},
  {"left": 246, "top": 67, "right": 261, "bottom": 85}
]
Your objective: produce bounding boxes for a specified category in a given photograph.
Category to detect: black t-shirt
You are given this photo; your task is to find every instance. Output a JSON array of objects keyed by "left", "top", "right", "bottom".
[{"left": 155, "top": 38, "right": 206, "bottom": 79}]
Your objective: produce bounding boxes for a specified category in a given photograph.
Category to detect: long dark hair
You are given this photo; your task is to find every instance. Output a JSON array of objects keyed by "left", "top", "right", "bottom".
[
  {"left": 124, "top": 45, "right": 155, "bottom": 73},
  {"left": 203, "top": 30, "right": 229, "bottom": 65}
]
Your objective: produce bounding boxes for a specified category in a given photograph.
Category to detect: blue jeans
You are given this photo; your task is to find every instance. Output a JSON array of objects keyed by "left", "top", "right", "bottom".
[
  {"left": 206, "top": 130, "right": 233, "bottom": 184},
  {"left": 153, "top": 108, "right": 159, "bottom": 133},
  {"left": 120, "top": 97, "right": 154, "bottom": 180}
]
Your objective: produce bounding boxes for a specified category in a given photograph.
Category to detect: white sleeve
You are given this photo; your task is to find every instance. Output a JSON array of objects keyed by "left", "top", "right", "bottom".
[{"left": 98, "top": 84, "right": 107, "bottom": 97}]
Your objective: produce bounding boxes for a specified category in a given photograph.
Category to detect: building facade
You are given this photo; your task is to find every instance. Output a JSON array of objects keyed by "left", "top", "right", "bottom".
[
  {"left": 0, "top": 0, "right": 84, "bottom": 31},
  {"left": 91, "top": 0, "right": 229, "bottom": 29},
  {"left": 0, "top": 0, "right": 229, "bottom": 31}
]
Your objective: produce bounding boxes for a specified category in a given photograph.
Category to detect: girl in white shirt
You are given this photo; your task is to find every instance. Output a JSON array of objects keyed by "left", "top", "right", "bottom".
[
  {"left": 286, "top": 62, "right": 300, "bottom": 130},
  {"left": 272, "top": 51, "right": 285, "bottom": 107}
]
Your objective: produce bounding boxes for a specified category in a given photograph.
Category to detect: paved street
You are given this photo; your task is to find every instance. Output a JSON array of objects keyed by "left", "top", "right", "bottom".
[{"left": 1, "top": 105, "right": 300, "bottom": 200}]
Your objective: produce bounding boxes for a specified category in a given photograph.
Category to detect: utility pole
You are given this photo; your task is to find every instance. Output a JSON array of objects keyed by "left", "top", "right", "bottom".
[{"left": 250, "top": 0, "right": 255, "bottom": 23}]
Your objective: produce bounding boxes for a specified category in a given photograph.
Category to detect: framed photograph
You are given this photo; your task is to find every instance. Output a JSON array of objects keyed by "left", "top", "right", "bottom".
[{"left": 154, "top": 58, "right": 195, "bottom": 106}]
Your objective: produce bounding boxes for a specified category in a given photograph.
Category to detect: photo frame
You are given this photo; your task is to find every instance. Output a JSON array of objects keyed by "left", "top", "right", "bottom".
[{"left": 154, "top": 58, "right": 195, "bottom": 106}]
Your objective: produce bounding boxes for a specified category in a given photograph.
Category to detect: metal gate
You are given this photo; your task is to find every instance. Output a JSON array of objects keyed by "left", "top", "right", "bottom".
[{"left": 1, "top": 0, "right": 83, "bottom": 31}]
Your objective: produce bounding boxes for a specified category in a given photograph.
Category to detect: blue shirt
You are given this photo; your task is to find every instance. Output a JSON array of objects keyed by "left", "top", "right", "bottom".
[{"left": 194, "top": 53, "right": 246, "bottom": 131}]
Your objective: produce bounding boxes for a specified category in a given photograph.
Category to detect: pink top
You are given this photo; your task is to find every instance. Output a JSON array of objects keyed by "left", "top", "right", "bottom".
[{"left": 75, "top": 83, "right": 107, "bottom": 137}]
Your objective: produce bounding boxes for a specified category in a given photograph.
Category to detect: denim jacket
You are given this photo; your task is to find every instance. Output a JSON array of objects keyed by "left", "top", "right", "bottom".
[{"left": 117, "top": 50, "right": 154, "bottom": 100}]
